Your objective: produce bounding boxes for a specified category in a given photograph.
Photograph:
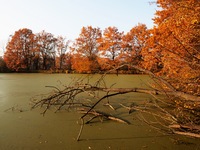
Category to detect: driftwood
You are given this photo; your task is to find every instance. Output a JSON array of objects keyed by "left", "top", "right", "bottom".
[
  {"left": 173, "top": 131, "right": 200, "bottom": 138},
  {"left": 78, "top": 108, "right": 130, "bottom": 124},
  {"left": 169, "top": 124, "right": 200, "bottom": 138},
  {"left": 169, "top": 124, "right": 200, "bottom": 131}
]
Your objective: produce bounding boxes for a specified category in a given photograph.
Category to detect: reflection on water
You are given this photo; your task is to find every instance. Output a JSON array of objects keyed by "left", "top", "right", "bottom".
[{"left": 0, "top": 73, "right": 199, "bottom": 150}]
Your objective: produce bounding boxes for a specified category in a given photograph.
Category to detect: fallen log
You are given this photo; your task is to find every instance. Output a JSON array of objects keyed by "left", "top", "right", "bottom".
[
  {"left": 78, "top": 108, "right": 130, "bottom": 124},
  {"left": 173, "top": 131, "right": 200, "bottom": 138},
  {"left": 169, "top": 124, "right": 200, "bottom": 131},
  {"left": 169, "top": 124, "right": 200, "bottom": 138}
]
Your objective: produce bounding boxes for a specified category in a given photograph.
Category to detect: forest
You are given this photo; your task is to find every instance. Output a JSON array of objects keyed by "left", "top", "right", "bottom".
[
  {"left": 1, "top": 24, "right": 150, "bottom": 74},
  {"left": 1, "top": 0, "right": 200, "bottom": 138}
]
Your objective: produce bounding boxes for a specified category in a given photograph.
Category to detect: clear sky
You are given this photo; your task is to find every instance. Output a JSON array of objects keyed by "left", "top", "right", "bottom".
[{"left": 0, "top": 0, "right": 157, "bottom": 55}]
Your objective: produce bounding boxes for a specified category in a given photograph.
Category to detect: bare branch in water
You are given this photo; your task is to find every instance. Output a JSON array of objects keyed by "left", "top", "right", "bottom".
[{"left": 31, "top": 65, "right": 200, "bottom": 139}]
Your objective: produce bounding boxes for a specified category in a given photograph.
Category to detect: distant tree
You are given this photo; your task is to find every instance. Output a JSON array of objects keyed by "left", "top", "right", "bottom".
[
  {"left": 30, "top": 40, "right": 40, "bottom": 70},
  {"left": 64, "top": 52, "right": 72, "bottom": 72},
  {"left": 0, "top": 57, "right": 8, "bottom": 72},
  {"left": 98, "top": 26, "right": 123, "bottom": 70},
  {"left": 4, "top": 28, "right": 35, "bottom": 71},
  {"left": 122, "top": 24, "right": 149, "bottom": 65},
  {"left": 71, "top": 53, "right": 92, "bottom": 73},
  {"left": 71, "top": 26, "right": 102, "bottom": 73},
  {"left": 36, "top": 31, "right": 57, "bottom": 70},
  {"left": 56, "top": 36, "right": 70, "bottom": 70}
]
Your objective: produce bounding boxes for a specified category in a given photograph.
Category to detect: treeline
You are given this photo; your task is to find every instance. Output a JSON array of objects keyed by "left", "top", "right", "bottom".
[{"left": 1, "top": 24, "right": 154, "bottom": 74}]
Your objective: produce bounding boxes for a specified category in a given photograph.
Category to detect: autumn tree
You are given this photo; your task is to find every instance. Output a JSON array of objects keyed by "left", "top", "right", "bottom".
[
  {"left": 64, "top": 52, "right": 72, "bottom": 72},
  {"left": 71, "top": 26, "right": 102, "bottom": 73},
  {"left": 0, "top": 56, "right": 8, "bottom": 72},
  {"left": 36, "top": 31, "right": 57, "bottom": 70},
  {"left": 120, "top": 24, "right": 151, "bottom": 73},
  {"left": 56, "top": 36, "right": 70, "bottom": 70},
  {"left": 122, "top": 24, "right": 149, "bottom": 63},
  {"left": 98, "top": 26, "right": 123, "bottom": 70},
  {"left": 4, "top": 28, "right": 36, "bottom": 71},
  {"left": 150, "top": 0, "right": 200, "bottom": 95}
]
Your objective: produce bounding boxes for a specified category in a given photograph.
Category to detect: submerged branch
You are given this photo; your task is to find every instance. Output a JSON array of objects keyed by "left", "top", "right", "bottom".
[
  {"left": 79, "top": 108, "right": 130, "bottom": 124},
  {"left": 173, "top": 131, "right": 200, "bottom": 138}
]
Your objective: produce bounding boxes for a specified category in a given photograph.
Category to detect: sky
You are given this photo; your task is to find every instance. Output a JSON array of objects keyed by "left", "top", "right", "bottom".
[{"left": 0, "top": 0, "right": 158, "bottom": 56}]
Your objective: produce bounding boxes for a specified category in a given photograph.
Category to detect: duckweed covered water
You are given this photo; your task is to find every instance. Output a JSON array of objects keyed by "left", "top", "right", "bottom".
[{"left": 0, "top": 73, "right": 199, "bottom": 150}]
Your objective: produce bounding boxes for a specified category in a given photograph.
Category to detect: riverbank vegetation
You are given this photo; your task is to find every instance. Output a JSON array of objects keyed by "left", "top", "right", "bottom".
[{"left": 3, "top": 0, "right": 200, "bottom": 139}]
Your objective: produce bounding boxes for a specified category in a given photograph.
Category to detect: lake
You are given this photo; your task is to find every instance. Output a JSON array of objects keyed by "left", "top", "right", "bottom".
[{"left": 0, "top": 73, "right": 199, "bottom": 150}]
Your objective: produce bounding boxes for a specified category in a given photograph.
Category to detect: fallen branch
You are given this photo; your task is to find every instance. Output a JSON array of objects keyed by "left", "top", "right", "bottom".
[
  {"left": 169, "top": 124, "right": 200, "bottom": 131},
  {"left": 98, "top": 87, "right": 200, "bottom": 102},
  {"left": 76, "top": 118, "right": 84, "bottom": 141},
  {"left": 173, "top": 131, "right": 200, "bottom": 138},
  {"left": 31, "top": 84, "right": 200, "bottom": 115},
  {"left": 31, "top": 70, "right": 200, "bottom": 140},
  {"left": 79, "top": 109, "right": 130, "bottom": 124}
]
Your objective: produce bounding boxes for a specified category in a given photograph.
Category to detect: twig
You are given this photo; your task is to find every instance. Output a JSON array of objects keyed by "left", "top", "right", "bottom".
[{"left": 76, "top": 118, "right": 84, "bottom": 141}]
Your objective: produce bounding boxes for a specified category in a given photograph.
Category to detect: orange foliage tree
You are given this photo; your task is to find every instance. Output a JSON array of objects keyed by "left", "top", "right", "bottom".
[
  {"left": 4, "top": 28, "right": 36, "bottom": 71},
  {"left": 71, "top": 26, "right": 102, "bottom": 73},
  {"left": 98, "top": 26, "right": 123, "bottom": 70},
  {"left": 121, "top": 24, "right": 150, "bottom": 73},
  {"left": 149, "top": 0, "right": 200, "bottom": 94},
  {"left": 64, "top": 52, "right": 73, "bottom": 72},
  {"left": 56, "top": 36, "right": 70, "bottom": 70},
  {"left": 71, "top": 53, "right": 91, "bottom": 73}
]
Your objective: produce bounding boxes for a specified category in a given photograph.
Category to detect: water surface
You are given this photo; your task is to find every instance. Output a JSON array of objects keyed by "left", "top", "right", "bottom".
[{"left": 0, "top": 73, "right": 199, "bottom": 150}]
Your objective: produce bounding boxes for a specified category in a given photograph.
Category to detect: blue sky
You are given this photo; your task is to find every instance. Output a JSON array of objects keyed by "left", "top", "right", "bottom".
[{"left": 0, "top": 0, "right": 157, "bottom": 55}]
